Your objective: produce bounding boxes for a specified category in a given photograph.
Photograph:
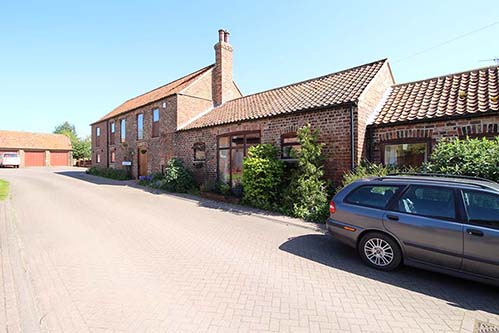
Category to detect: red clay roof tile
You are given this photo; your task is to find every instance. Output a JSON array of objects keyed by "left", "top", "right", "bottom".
[
  {"left": 0, "top": 131, "right": 72, "bottom": 150},
  {"left": 93, "top": 64, "right": 214, "bottom": 124},
  {"left": 373, "top": 65, "right": 499, "bottom": 125},
  {"left": 181, "top": 59, "right": 388, "bottom": 130}
]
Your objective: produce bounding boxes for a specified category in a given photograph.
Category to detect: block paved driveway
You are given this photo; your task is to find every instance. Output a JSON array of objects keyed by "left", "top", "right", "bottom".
[{"left": 0, "top": 168, "right": 498, "bottom": 332}]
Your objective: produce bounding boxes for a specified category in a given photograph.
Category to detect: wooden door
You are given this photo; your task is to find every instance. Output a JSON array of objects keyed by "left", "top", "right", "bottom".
[{"left": 138, "top": 149, "right": 148, "bottom": 177}]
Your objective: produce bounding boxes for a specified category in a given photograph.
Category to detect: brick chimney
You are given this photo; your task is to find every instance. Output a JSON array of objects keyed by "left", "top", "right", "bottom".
[{"left": 213, "top": 29, "right": 233, "bottom": 106}]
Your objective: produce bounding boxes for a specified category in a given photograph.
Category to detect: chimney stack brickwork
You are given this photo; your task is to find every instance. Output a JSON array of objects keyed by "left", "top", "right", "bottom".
[{"left": 213, "top": 29, "right": 234, "bottom": 106}]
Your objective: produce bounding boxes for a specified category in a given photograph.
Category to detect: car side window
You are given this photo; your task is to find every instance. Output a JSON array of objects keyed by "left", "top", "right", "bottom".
[
  {"left": 345, "top": 185, "right": 402, "bottom": 209},
  {"left": 394, "top": 185, "right": 456, "bottom": 220},
  {"left": 462, "top": 190, "right": 499, "bottom": 230}
]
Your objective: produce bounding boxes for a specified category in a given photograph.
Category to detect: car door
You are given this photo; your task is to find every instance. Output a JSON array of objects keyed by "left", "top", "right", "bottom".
[
  {"left": 383, "top": 185, "right": 463, "bottom": 269},
  {"left": 460, "top": 189, "right": 499, "bottom": 279}
]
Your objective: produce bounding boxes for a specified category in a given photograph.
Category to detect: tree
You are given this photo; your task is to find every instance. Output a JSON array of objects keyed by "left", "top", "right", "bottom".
[
  {"left": 54, "top": 121, "right": 78, "bottom": 142},
  {"left": 53, "top": 122, "right": 91, "bottom": 160},
  {"left": 72, "top": 136, "right": 91, "bottom": 160},
  {"left": 282, "top": 124, "right": 329, "bottom": 222}
]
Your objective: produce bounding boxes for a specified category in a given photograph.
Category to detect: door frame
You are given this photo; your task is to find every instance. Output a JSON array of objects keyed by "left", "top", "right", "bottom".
[{"left": 137, "top": 148, "right": 148, "bottom": 177}]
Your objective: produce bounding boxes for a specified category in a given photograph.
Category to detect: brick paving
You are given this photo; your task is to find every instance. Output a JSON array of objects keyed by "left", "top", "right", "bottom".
[{"left": 0, "top": 168, "right": 499, "bottom": 332}]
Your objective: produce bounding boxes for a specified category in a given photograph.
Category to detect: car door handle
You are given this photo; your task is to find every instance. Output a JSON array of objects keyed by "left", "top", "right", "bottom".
[
  {"left": 466, "top": 229, "right": 484, "bottom": 237},
  {"left": 387, "top": 214, "right": 399, "bottom": 221}
]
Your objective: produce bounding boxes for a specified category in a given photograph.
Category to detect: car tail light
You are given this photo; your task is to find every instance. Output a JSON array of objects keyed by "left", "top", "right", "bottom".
[{"left": 329, "top": 200, "right": 336, "bottom": 214}]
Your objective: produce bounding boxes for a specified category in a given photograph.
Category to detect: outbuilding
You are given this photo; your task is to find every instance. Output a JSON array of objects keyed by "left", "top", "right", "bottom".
[{"left": 0, "top": 130, "right": 72, "bottom": 167}]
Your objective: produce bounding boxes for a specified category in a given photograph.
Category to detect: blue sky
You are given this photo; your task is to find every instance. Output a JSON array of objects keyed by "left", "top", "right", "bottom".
[{"left": 1, "top": 0, "right": 498, "bottom": 137}]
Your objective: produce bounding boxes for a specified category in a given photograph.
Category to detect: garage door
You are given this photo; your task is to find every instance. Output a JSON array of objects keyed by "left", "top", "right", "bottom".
[
  {"left": 50, "top": 151, "right": 68, "bottom": 166},
  {"left": 25, "top": 151, "right": 45, "bottom": 167}
]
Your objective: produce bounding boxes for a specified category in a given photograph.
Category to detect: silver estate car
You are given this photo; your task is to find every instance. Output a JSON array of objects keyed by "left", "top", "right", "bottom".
[{"left": 327, "top": 174, "right": 499, "bottom": 286}]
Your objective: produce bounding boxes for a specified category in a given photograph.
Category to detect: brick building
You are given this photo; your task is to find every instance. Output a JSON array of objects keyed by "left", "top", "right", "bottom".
[
  {"left": 0, "top": 130, "right": 72, "bottom": 167},
  {"left": 91, "top": 29, "right": 498, "bottom": 186},
  {"left": 368, "top": 66, "right": 499, "bottom": 167}
]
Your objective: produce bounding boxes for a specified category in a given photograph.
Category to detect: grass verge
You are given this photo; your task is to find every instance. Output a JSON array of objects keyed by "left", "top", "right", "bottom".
[{"left": 0, "top": 179, "right": 9, "bottom": 201}]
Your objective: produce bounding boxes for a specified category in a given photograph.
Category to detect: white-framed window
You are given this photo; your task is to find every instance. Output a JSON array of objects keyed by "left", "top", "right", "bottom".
[
  {"left": 97, "top": 153, "right": 101, "bottom": 163},
  {"left": 383, "top": 142, "right": 428, "bottom": 168},
  {"left": 137, "top": 114, "right": 144, "bottom": 140},
  {"left": 96, "top": 127, "right": 101, "bottom": 137},
  {"left": 120, "top": 119, "right": 126, "bottom": 142}
]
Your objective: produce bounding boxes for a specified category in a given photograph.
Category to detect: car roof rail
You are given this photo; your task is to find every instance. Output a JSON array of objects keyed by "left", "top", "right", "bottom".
[
  {"left": 374, "top": 173, "right": 499, "bottom": 191},
  {"left": 385, "top": 173, "right": 498, "bottom": 184}
]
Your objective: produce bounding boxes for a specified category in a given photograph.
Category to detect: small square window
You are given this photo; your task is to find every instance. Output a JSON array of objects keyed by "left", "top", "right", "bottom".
[
  {"left": 281, "top": 133, "right": 301, "bottom": 159},
  {"left": 193, "top": 142, "right": 206, "bottom": 161},
  {"left": 384, "top": 142, "right": 428, "bottom": 167}
]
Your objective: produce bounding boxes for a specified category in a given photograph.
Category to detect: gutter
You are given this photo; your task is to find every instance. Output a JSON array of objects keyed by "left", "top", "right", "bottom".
[{"left": 349, "top": 102, "right": 358, "bottom": 170}]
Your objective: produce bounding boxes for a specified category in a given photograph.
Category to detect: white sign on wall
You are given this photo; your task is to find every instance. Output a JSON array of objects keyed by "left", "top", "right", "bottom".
[{"left": 122, "top": 161, "right": 132, "bottom": 166}]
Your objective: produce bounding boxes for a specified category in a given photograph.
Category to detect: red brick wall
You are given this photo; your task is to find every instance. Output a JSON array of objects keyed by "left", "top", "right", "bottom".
[
  {"left": 370, "top": 114, "right": 499, "bottom": 163},
  {"left": 357, "top": 62, "right": 395, "bottom": 162},
  {"left": 175, "top": 106, "right": 355, "bottom": 186},
  {"left": 91, "top": 121, "right": 108, "bottom": 167}
]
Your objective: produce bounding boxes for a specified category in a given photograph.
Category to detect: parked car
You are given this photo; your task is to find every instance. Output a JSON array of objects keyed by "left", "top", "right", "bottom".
[
  {"left": 0, "top": 152, "right": 20, "bottom": 168},
  {"left": 327, "top": 173, "right": 499, "bottom": 286}
]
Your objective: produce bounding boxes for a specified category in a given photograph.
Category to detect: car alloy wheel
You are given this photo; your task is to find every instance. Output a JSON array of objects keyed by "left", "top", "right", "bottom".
[{"left": 364, "top": 238, "right": 394, "bottom": 267}]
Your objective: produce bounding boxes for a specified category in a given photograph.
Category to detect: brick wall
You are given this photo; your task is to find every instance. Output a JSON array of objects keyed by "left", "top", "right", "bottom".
[
  {"left": 357, "top": 62, "right": 395, "bottom": 162},
  {"left": 370, "top": 114, "right": 499, "bottom": 163},
  {"left": 175, "top": 106, "right": 355, "bottom": 186},
  {"left": 91, "top": 121, "right": 108, "bottom": 167}
]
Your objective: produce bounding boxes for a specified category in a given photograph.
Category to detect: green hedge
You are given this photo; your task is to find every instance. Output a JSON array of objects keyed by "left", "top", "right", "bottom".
[
  {"left": 138, "top": 158, "right": 196, "bottom": 193},
  {"left": 242, "top": 144, "right": 284, "bottom": 210},
  {"left": 425, "top": 137, "right": 499, "bottom": 182},
  {"left": 86, "top": 166, "right": 131, "bottom": 180}
]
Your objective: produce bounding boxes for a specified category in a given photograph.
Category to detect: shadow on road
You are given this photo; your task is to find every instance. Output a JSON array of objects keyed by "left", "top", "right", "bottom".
[
  {"left": 55, "top": 170, "right": 316, "bottom": 226},
  {"left": 279, "top": 234, "right": 499, "bottom": 315}
]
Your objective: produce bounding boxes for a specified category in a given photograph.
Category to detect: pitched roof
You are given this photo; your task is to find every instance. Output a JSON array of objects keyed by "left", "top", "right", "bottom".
[
  {"left": 372, "top": 65, "right": 499, "bottom": 125},
  {"left": 0, "top": 130, "right": 72, "bottom": 150},
  {"left": 94, "top": 64, "right": 214, "bottom": 124},
  {"left": 181, "top": 59, "right": 388, "bottom": 130}
]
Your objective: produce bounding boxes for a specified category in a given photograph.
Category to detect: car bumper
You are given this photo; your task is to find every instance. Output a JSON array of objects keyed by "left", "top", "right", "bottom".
[{"left": 326, "top": 218, "right": 361, "bottom": 248}]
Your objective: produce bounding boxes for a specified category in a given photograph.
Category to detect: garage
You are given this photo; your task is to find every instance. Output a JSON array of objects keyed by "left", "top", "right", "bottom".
[
  {"left": 25, "top": 151, "right": 46, "bottom": 167},
  {"left": 50, "top": 151, "right": 69, "bottom": 166},
  {"left": 0, "top": 130, "right": 72, "bottom": 167}
]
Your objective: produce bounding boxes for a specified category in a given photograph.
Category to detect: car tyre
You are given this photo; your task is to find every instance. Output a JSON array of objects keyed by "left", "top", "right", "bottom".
[{"left": 358, "top": 232, "right": 402, "bottom": 271}]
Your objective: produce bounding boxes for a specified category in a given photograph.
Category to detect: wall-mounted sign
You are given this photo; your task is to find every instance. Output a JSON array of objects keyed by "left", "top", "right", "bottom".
[{"left": 122, "top": 161, "right": 132, "bottom": 166}]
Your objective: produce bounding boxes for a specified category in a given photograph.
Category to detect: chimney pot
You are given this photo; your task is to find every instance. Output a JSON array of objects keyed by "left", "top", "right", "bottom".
[
  {"left": 224, "top": 31, "right": 230, "bottom": 43},
  {"left": 218, "top": 29, "right": 225, "bottom": 42}
]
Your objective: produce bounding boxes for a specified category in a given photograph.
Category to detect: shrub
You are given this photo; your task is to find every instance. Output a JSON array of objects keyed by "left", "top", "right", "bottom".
[
  {"left": 339, "top": 161, "right": 398, "bottom": 191},
  {"left": 242, "top": 144, "right": 284, "bottom": 210},
  {"left": 86, "top": 166, "right": 131, "bottom": 180},
  {"left": 282, "top": 125, "right": 329, "bottom": 222},
  {"left": 159, "top": 158, "right": 196, "bottom": 193},
  {"left": 425, "top": 137, "right": 499, "bottom": 182}
]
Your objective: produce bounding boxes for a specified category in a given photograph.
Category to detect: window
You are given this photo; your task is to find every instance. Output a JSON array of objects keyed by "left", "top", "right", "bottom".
[
  {"left": 217, "top": 131, "right": 261, "bottom": 186},
  {"left": 152, "top": 108, "right": 160, "bottom": 137},
  {"left": 384, "top": 142, "right": 428, "bottom": 167},
  {"left": 96, "top": 127, "right": 101, "bottom": 147},
  {"left": 394, "top": 185, "right": 456, "bottom": 220},
  {"left": 137, "top": 114, "right": 144, "bottom": 140},
  {"left": 110, "top": 151, "right": 116, "bottom": 163},
  {"left": 463, "top": 190, "right": 499, "bottom": 230},
  {"left": 110, "top": 122, "right": 115, "bottom": 145},
  {"left": 193, "top": 142, "right": 206, "bottom": 161},
  {"left": 120, "top": 119, "right": 126, "bottom": 142},
  {"left": 345, "top": 185, "right": 402, "bottom": 209},
  {"left": 281, "top": 133, "right": 301, "bottom": 159},
  {"left": 96, "top": 153, "right": 101, "bottom": 163}
]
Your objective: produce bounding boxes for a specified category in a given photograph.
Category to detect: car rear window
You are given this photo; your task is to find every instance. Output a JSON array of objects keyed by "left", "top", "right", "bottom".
[
  {"left": 463, "top": 190, "right": 499, "bottom": 230},
  {"left": 345, "top": 185, "right": 402, "bottom": 209},
  {"left": 4, "top": 153, "right": 18, "bottom": 158},
  {"left": 394, "top": 185, "right": 456, "bottom": 220}
]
